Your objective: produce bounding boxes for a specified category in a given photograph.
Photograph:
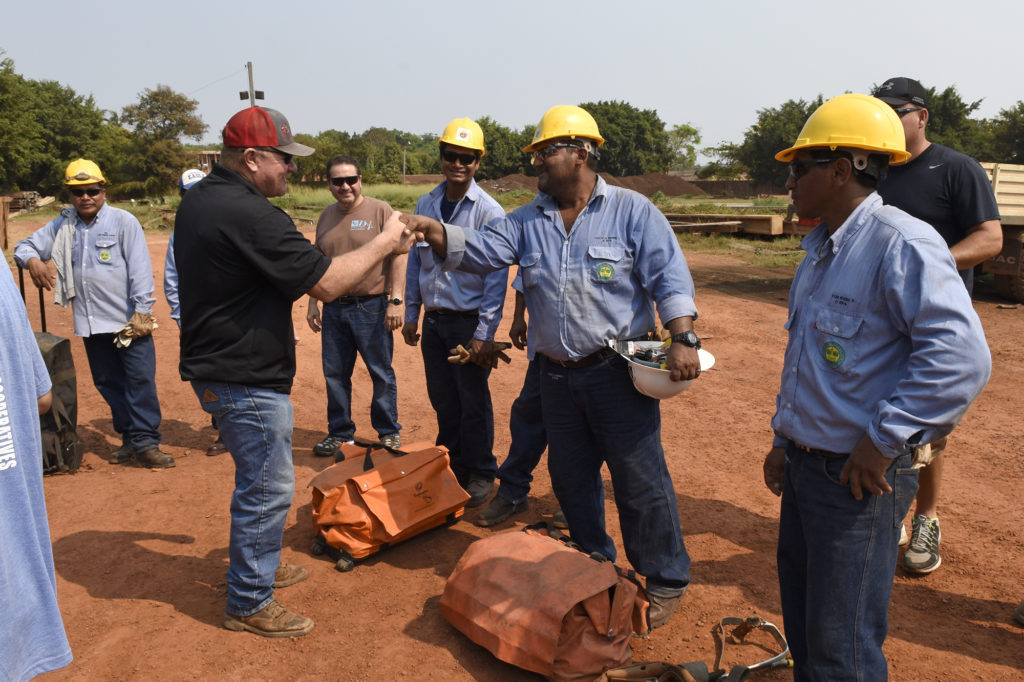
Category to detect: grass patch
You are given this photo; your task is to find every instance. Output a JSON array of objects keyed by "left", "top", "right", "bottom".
[{"left": 676, "top": 232, "right": 805, "bottom": 268}]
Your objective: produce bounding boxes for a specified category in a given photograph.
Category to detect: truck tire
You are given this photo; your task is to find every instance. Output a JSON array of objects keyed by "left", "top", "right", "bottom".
[{"left": 993, "top": 273, "right": 1024, "bottom": 303}]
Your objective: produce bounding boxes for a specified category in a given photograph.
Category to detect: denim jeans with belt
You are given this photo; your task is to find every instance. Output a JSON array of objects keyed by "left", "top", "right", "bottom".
[
  {"left": 191, "top": 381, "right": 295, "bottom": 617},
  {"left": 495, "top": 357, "right": 547, "bottom": 503},
  {"left": 321, "top": 295, "right": 400, "bottom": 440},
  {"left": 777, "top": 440, "right": 918, "bottom": 681},
  {"left": 539, "top": 354, "right": 690, "bottom": 597},
  {"left": 420, "top": 310, "right": 496, "bottom": 484},
  {"left": 82, "top": 333, "right": 161, "bottom": 452}
]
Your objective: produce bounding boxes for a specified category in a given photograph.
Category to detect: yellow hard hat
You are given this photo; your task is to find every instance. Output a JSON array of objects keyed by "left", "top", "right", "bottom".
[
  {"left": 522, "top": 105, "right": 605, "bottom": 153},
  {"left": 64, "top": 159, "right": 106, "bottom": 186},
  {"left": 440, "top": 118, "right": 486, "bottom": 156},
  {"left": 775, "top": 94, "right": 910, "bottom": 164}
]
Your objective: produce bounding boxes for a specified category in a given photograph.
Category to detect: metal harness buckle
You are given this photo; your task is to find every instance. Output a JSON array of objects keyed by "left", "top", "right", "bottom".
[{"left": 712, "top": 615, "right": 792, "bottom": 673}]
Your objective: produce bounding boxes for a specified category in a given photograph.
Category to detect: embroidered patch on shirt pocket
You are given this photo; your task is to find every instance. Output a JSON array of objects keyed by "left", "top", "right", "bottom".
[
  {"left": 587, "top": 244, "right": 625, "bottom": 284},
  {"left": 814, "top": 308, "right": 863, "bottom": 372},
  {"left": 94, "top": 239, "right": 119, "bottom": 265}
]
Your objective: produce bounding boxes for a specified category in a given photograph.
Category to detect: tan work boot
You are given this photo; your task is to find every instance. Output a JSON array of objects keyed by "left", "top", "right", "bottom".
[
  {"left": 647, "top": 585, "right": 688, "bottom": 631},
  {"left": 134, "top": 448, "right": 175, "bottom": 468},
  {"left": 273, "top": 563, "right": 308, "bottom": 588},
  {"left": 224, "top": 600, "right": 313, "bottom": 638}
]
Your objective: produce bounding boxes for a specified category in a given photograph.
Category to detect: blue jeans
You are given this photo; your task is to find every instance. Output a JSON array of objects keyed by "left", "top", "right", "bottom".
[
  {"left": 420, "top": 311, "right": 496, "bottom": 484},
  {"left": 778, "top": 442, "right": 918, "bottom": 681},
  {"left": 190, "top": 381, "right": 295, "bottom": 617},
  {"left": 495, "top": 358, "right": 547, "bottom": 502},
  {"left": 540, "top": 354, "right": 689, "bottom": 596},
  {"left": 321, "top": 296, "right": 400, "bottom": 440},
  {"left": 82, "top": 333, "right": 161, "bottom": 452}
]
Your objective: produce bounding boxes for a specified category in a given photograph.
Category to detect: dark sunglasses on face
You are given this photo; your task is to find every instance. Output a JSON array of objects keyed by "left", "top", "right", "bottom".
[
  {"left": 894, "top": 106, "right": 923, "bottom": 117},
  {"left": 532, "top": 142, "right": 583, "bottom": 162},
  {"left": 789, "top": 158, "right": 840, "bottom": 179},
  {"left": 329, "top": 175, "right": 360, "bottom": 187},
  {"left": 441, "top": 149, "right": 479, "bottom": 165},
  {"left": 69, "top": 188, "right": 103, "bottom": 197}
]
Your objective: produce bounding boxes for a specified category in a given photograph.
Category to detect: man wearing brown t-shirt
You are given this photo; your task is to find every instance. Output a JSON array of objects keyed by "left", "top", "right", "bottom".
[{"left": 306, "top": 155, "right": 406, "bottom": 457}]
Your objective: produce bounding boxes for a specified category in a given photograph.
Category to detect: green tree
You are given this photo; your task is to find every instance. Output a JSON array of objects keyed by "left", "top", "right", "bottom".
[
  {"left": 918, "top": 85, "right": 992, "bottom": 160},
  {"left": 120, "top": 85, "right": 206, "bottom": 142},
  {"left": 475, "top": 116, "right": 529, "bottom": 180},
  {"left": 667, "top": 123, "right": 701, "bottom": 170},
  {"left": 579, "top": 100, "right": 673, "bottom": 176},
  {"left": 989, "top": 101, "right": 1024, "bottom": 163},
  {"left": 710, "top": 96, "right": 824, "bottom": 191}
]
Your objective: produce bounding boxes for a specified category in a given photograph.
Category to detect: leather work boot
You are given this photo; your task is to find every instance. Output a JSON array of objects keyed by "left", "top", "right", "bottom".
[
  {"left": 134, "top": 448, "right": 175, "bottom": 468},
  {"left": 273, "top": 564, "right": 309, "bottom": 588},
  {"left": 464, "top": 478, "right": 495, "bottom": 508},
  {"left": 109, "top": 445, "right": 133, "bottom": 465},
  {"left": 224, "top": 600, "right": 314, "bottom": 638},
  {"left": 475, "top": 495, "right": 528, "bottom": 527},
  {"left": 647, "top": 586, "right": 688, "bottom": 631},
  {"left": 206, "top": 438, "right": 227, "bottom": 457}
]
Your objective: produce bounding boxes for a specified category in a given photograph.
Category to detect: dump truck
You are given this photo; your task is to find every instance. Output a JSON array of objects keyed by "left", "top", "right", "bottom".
[{"left": 981, "top": 162, "right": 1024, "bottom": 302}]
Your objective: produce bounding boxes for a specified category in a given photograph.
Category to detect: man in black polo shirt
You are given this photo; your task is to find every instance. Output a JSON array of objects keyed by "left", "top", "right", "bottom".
[
  {"left": 873, "top": 77, "right": 1002, "bottom": 575},
  {"left": 175, "top": 106, "right": 415, "bottom": 638}
]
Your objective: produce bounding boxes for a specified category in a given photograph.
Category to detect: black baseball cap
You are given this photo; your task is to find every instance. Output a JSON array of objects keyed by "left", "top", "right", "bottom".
[{"left": 873, "top": 77, "right": 928, "bottom": 108}]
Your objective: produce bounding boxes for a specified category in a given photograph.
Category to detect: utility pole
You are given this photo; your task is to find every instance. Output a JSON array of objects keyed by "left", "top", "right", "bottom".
[
  {"left": 402, "top": 143, "right": 408, "bottom": 184},
  {"left": 239, "top": 61, "right": 265, "bottom": 106}
]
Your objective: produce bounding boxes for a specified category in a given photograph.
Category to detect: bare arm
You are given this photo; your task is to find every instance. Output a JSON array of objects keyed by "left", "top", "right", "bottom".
[
  {"left": 949, "top": 220, "right": 1002, "bottom": 270},
  {"left": 308, "top": 212, "right": 416, "bottom": 301},
  {"left": 400, "top": 214, "right": 446, "bottom": 257},
  {"left": 306, "top": 295, "right": 321, "bottom": 333},
  {"left": 38, "top": 390, "right": 53, "bottom": 415},
  {"left": 386, "top": 253, "right": 408, "bottom": 331},
  {"left": 664, "top": 316, "right": 700, "bottom": 381},
  {"left": 509, "top": 291, "right": 528, "bottom": 350}
]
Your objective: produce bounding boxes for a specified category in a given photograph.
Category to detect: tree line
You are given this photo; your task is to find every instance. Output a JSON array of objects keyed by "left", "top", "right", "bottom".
[{"left": 2, "top": 52, "right": 1022, "bottom": 197}]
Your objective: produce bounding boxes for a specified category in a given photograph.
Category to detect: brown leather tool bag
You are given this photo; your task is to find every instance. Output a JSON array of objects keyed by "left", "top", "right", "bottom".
[
  {"left": 440, "top": 524, "right": 649, "bottom": 681},
  {"left": 309, "top": 441, "right": 469, "bottom": 571}
]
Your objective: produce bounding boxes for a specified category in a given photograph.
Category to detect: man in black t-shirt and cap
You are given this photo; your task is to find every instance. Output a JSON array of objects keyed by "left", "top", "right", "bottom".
[
  {"left": 873, "top": 76, "right": 1002, "bottom": 576},
  {"left": 175, "top": 106, "right": 416, "bottom": 638}
]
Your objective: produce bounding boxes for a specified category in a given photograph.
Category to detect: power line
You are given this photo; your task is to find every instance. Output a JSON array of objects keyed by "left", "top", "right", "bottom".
[{"left": 188, "top": 67, "right": 246, "bottom": 97}]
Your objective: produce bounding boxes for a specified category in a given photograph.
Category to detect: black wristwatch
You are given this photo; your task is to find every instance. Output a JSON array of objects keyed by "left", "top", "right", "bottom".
[
  {"left": 671, "top": 331, "right": 701, "bottom": 349},
  {"left": 388, "top": 297, "right": 403, "bottom": 306}
]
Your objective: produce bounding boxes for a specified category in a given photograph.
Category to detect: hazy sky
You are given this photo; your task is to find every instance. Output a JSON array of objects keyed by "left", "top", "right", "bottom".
[{"left": 4, "top": 1, "right": 1022, "bottom": 162}]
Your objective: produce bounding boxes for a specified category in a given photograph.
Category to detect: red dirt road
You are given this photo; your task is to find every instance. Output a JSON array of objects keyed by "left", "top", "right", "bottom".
[{"left": 8, "top": 215, "right": 1022, "bottom": 681}]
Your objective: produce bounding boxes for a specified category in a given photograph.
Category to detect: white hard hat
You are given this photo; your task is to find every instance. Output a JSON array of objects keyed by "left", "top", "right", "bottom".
[
  {"left": 178, "top": 168, "right": 206, "bottom": 191},
  {"left": 624, "top": 342, "right": 715, "bottom": 400}
]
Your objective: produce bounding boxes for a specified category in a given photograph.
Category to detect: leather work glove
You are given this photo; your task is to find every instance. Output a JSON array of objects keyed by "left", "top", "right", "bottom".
[
  {"left": 448, "top": 342, "right": 513, "bottom": 368},
  {"left": 114, "top": 312, "right": 158, "bottom": 348}
]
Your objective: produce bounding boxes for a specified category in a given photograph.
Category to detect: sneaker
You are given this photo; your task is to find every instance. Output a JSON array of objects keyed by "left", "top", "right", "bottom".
[
  {"left": 475, "top": 495, "right": 528, "bottom": 527},
  {"left": 552, "top": 509, "right": 569, "bottom": 529},
  {"left": 273, "top": 563, "right": 308, "bottom": 588},
  {"left": 206, "top": 438, "right": 227, "bottom": 457},
  {"left": 380, "top": 433, "right": 401, "bottom": 449},
  {"left": 903, "top": 514, "right": 941, "bottom": 573},
  {"left": 899, "top": 523, "right": 909, "bottom": 546},
  {"left": 313, "top": 436, "right": 346, "bottom": 458},
  {"left": 224, "top": 600, "right": 313, "bottom": 638},
  {"left": 647, "top": 587, "right": 687, "bottom": 631},
  {"left": 1014, "top": 599, "right": 1024, "bottom": 626},
  {"left": 464, "top": 478, "right": 495, "bottom": 508},
  {"left": 134, "top": 448, "right": 175, "bottom": 468}
]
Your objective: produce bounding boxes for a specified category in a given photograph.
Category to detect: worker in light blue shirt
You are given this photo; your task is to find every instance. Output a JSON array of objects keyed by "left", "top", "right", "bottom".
[
  {"left": 402, "top": 118, "right": 508, "bottom": 508},
  {"left": 404, "top": 105, "right": 702, "bottom": 633},
  {"left": 14, "top": 159, "right": 171, "bottom": 468},
  {"left": 764, "top": 94, "right": 991, "bottom": 681}
]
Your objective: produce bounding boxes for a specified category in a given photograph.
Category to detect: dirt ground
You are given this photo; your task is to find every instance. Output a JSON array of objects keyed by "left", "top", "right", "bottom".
[{"left": 7, "top": 214, "right": 1022, "bottom": 682}]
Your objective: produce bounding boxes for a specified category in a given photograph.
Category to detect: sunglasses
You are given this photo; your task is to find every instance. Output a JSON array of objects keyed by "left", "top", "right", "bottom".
[
  {"left": 441, "top": 149, "right": 479, "bottom": 165},
  {"left": 789, "top": 158, "right": 840, "bottom": 179},
  {"left": 532, "top": 142, "right": 583, "bottom": 162},
  {"left": 260, "top": 148, "right": 294, "bottom": 165},
  {"left": 893, "top": 106, "right": 923, "bottom": 117},
  {"left": 329, "top": 175, "right": 360, "bottom": 187},
  {"left": 69, "top": 187, "right": 103, "bottom": 197}
]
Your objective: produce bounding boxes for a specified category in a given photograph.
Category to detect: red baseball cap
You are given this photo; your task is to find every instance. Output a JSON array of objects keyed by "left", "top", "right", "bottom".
[{"left": 223, "top": 106, "right": 314, "bottom": 156}]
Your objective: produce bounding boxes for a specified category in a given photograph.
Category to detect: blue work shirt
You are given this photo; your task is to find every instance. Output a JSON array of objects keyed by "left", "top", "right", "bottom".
[
  {"left": 771, "top": 193, "right": 991, "bottom": 458},
  {"left": 14, "top": 204, "right": 155, "bottom": 337},
  {"left": 405, "top": 179, "right": 508, "bottom": 340},
  {"left": 441, "top": 176, "right": 697, "bottom": 362},
  {"left": 164, "top": 232, "right": 180, "bottom": 322}
]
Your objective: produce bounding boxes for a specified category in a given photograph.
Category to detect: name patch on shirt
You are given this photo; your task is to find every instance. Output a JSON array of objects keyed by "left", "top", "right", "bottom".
[
  {"left": 350, "top": 220, "right": 374, "bottom": 231},
  {"left": 593, "top": 262, "right": 616, "bottom": 282},
  {"left": 822, "top": 340, "right": 846, "bottom": 368}
]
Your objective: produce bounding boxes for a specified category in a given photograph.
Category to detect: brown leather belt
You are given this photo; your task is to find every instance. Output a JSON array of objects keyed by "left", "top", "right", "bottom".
[
  {"left": 541, "top": 347, "right": 616, "bottom": 369},
  {"left": 790, "top": 439, "right": 846, "bottom": 458}
]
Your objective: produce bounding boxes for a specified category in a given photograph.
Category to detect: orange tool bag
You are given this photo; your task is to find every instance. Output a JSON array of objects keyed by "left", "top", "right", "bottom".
[
  {"left": 440, "top": 524, "right": 649, "bottom": 681},
  {"left": 309, "top": 441, "right": 470, "bottom": 571}
]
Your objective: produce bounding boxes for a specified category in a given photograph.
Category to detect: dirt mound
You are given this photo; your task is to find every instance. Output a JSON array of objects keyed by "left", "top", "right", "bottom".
[{"left": 478, "top": 173, "right": 705, "bottom": 197}]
